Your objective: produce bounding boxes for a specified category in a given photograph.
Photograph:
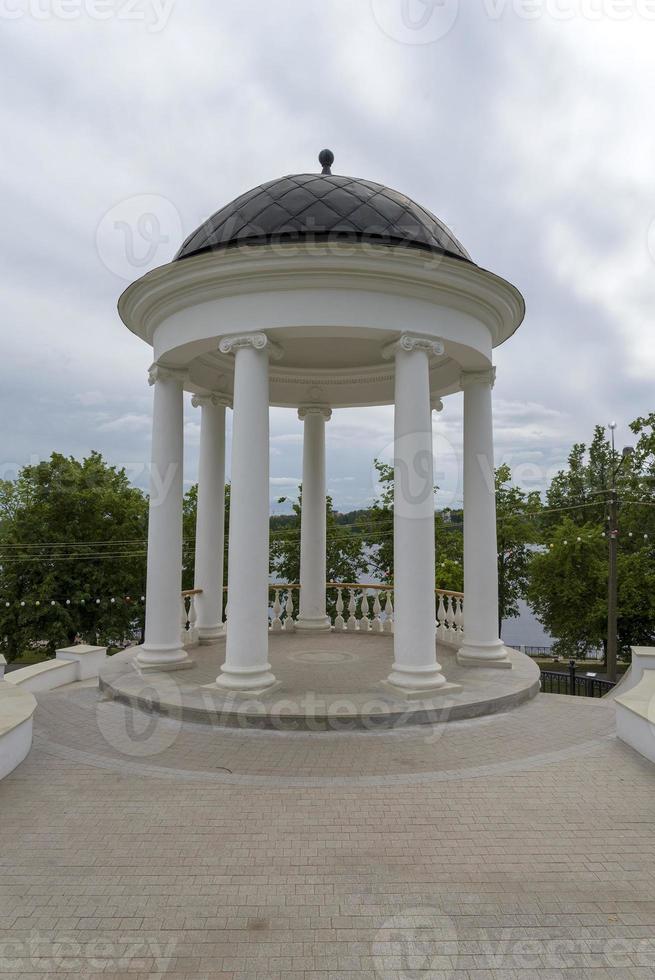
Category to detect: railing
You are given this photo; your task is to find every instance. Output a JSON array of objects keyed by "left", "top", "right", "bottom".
[
  {"left": 181, "top": 589, "right": 201, "bottom": 646},
  {"left": 540, "top": 659, "right": 615, "bottom": 698},
  {"left": 181, "top": 584, "right": 464, "bottom": 645},
  {"left": 265, "top": 583, "right": 463, "bottom": 642}
]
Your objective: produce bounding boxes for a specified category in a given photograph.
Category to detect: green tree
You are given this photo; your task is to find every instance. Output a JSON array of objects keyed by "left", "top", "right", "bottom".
[
  {"left": 0, "top": 453, "right": 147, "bottom": 661},
  {"left": 181, "top": 483, "right": 230, "bottom": 592},
  {"left": 527, "top": 419, "right": 655, "bottom": 659},
  {"left": 270, "top": 487, "right": 367, "bottom": 587},
  {"left": 527, "top": 518, "right": 608, "bottom": 657},
  {"left": 495, "top": 464, "right": 542, "bottom": 636},
  {"left": 544, "top": 425, "right": 632, "bottom": 528},
  {"left": 364, "top": 459, "right": 464, "bottom": 592}
]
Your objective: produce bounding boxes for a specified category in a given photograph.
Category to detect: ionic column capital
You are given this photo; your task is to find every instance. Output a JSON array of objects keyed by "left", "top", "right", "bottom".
[
  {"left": 431, "top": 397, "right": 444, "bottom": 413},
  {"left": 218, "top": 332, "right": 284, "bottom": 361},
  {"left": 382, "top": 333, "right": 445, "bottom": 360},
  {"left": 298, "top": 405, "right": 332, "bottom": 422},
  {"left": 148, "top": 362, "right": 187, "bottom": 386},
  {"left": 460, "top": 367, "right": 496, "bottom": 390},
  {"left": 191, "top": 392, "right": 232, "bottom": 410}
]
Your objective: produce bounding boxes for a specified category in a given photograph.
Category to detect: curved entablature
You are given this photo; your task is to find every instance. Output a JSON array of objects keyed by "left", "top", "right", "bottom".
[{"left": 117, "top": 244, "right": 524, "bottom": 408}]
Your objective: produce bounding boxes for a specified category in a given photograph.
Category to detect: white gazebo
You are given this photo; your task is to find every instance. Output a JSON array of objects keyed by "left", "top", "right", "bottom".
[{"left": 118, "top": 151, "right": 524, "bottom": 696}]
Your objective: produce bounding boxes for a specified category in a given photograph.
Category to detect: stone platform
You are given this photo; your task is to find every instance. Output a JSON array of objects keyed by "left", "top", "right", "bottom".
[{"left": 99, "top": 632, "right": 540, "bottom": 731}]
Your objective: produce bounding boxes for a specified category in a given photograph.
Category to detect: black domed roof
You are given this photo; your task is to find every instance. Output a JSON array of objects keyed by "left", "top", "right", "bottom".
[{"left": 175, "top": 164, "right": 471, "bottom": 263}]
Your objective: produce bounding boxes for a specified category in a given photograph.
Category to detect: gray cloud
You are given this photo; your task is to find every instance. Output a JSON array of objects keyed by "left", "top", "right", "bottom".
[{"left": 1, "top": 1, "right": 652, "bottom": 511}]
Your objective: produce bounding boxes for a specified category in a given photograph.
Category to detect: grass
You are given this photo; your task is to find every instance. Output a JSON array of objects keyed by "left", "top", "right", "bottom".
[{"left": 10, "top": 649, "right": 53, "bottom": 667}]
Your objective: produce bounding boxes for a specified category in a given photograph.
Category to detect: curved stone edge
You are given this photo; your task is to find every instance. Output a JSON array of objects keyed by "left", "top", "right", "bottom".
[
  {"left": 0, "top": 684, "right": 37, "bottom": 780},
  {"left": 614, "top": 647, "right": 655, "bottom": 767},
  {"left": 99, "top": 671, "right": 541, "bottom": 733},
  {"left": 6, "top": 646, "right": 108, "bottom": 694}
]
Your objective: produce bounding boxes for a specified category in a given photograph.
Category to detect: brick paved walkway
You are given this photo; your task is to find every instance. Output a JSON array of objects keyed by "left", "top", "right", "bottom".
[{"left": 1, "top": 682, "right": 655, "bottom": 979}]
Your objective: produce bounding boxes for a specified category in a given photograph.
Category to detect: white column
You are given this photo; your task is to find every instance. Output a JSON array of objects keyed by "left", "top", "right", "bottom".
[
  {"left": 138, "top": 364, "right": 191, "bottom": 670},
  {"left": 296, "top": 405, "right": 332, "bottom": 632},
  {"left": 458, "top": 368, "right": 509, "bottom": 666},
  {"left": 192, "top": 392, "right": 229, "bottom": 644},
  {"left": 215, "top": 333, "right": 281, "bottom": 692},
  {"left": 384, "top": 335, "right": 447, "bottom": 692}
]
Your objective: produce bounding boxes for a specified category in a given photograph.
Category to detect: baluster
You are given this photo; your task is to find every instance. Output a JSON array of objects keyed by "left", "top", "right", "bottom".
[
  {"left": 188, "top": 594, "right": 198, "bottom": 645},
  {"left": 455, "top": 597, "right": 464, "bottom": 634},
  {"left": 359, "top": 592, "right": 370, "bottom": 632},
  {"left": 445, "top": 595, "right": 456, "bottom": 638},
  {"left": 180, "top": 594, "right": 189, "bottom": 645},
  {"left": 436, "top": 593, "right": 447, "bottom": 642},
  {"left": 383, "top": 592, "right": 394, "bottom": 633},
  {"left": 283, "top": 590, "right": 295, "bottom": 631},
  {"left": 334, "top": 588, "right": 345, "bottom": 631},
  {"left": 271, "top": 589, "right": 283, "bottom": 631},
  {"left": 371, "top": 592, "right": 382, "bottom": 632},
  {"left": 346, "top": 590, "right": 358, "bottom": 631}
]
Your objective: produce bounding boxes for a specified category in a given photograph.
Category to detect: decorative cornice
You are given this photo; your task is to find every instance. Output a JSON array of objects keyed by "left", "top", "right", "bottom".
[
  {"left": 118, "top": 247, "right": 526, "bottom": 351},
  {"left": 218, "top": 332, "right": 284, "bottom": 360},
  {"left": 298, "top": 405, "right": 332, "bottom": 421},
  {"left": 460, "top": 367, "right": 496, "bottom": 389},
  {"left": 191, "top": 392, "right": 232, "bottom": 410},
  {"left": 382, "top": 334, "right": 445, "bottom": 360},
  {"left": 148, "top": 363, "right": 187, "bottom": 386}
]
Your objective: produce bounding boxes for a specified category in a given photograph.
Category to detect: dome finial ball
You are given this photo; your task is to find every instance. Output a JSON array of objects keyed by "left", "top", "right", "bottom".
[{"left": 318, "top": 148, "right": 335, "bottom": 175}]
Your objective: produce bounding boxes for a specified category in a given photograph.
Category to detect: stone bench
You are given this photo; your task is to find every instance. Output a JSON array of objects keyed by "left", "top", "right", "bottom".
[{"left": 5, "top": 645, "right": 108, "bottom": 694}]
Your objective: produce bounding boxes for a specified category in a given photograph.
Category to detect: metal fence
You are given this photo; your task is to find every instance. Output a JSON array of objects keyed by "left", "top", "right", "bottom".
[{"left": 540, "top": 660, "right": 615, "bottom": 698}]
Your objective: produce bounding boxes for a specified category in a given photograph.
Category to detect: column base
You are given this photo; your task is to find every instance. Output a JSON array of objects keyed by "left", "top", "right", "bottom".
[
  {"left": 380, "top": 678, "right": 462, "bottom": 700},
  {"left": 385, "top": 662, "right": 448, "bottom": 694},
  {"left": 457, "top": 640, "right": 512, "bottom": 669},
  {"left": 215, "top": 663, "right": 278, "bottom": 693},
  {"left": 198, "top": 625, "right": 226, "bottom": 645},
  {"left": 295, "top": 617, "right": 331, "bottom": 633},
  {"left": 136, "top": 646, "right": 194, "bottom": 672}
]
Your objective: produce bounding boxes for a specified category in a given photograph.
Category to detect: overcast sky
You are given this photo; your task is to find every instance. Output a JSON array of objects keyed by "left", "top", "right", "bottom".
[{"left": 2, "top": 0, "right": 653, "bottom": 512}]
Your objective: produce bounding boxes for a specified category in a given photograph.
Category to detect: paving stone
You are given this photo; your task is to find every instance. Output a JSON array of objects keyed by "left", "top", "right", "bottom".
[{"left": 0, "top": 683, "right": 653, "bottom": 978}]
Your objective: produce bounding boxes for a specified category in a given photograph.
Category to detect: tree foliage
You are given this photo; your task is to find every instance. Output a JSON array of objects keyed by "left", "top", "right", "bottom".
[
  {"left": 181, "top": 483, "right": 230, "bottom": 591},
  {"left": 495, "top": 463, "right": 542, "bottom": 635},
  {"left": 528, "top": 421, "right": 655, "bottom": 658},
  {"left": 364, "top": 460, "right": 464, "bottom": 592},
  {"left": 269, "top": 486, "right": 367, "bottom": 586},
  {"left": 0, "top": 453, "right": 147, "bottom": 660}
]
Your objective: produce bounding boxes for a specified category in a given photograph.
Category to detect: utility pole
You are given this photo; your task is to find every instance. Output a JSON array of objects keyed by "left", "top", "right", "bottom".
[
  {"left": 606, "top": 486, "right": 618, "bottom": 683},
  {"left": 605, "top": 423, "right": 632, "bottom": 684}
]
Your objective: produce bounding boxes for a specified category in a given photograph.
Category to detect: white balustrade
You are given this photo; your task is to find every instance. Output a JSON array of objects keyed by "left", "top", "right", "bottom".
[
  {"left": 436, "top": 594, "right": 447, "bottom": 643},
  {"left": 271, "top": 589, "right": 283, "bottom": 631},
  {"left": 359, "top": 593, "right": 370, "bottom": 632},
  {"left": 180, "top": 591, "right": 201, "bottom": 648},
  {"left": 224, "top": 584, "right": 464, "bottom": 640},
  {"left": 180, "top": 594, "right": 188, "bottom": 645},
  {"left": 188, "top": 595, "right": 198, "bottom": 645},
  {"left": 334, "top": 588, "right": 345, "bottom": 631},
  {"left": 435, "top": 591, "right": 465, "bottom": 646},
  {"left": 383, "top": 592, "right": 394, "bottom": 633},
  {"left": 371, "top": 593, "right": 383, "bottom": 633},
  {"left": 346, "top": 590, "right": 358, "bottom": 631},
  {"left": 283, "top": 590, "right": 296, "bottom": 631}
]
